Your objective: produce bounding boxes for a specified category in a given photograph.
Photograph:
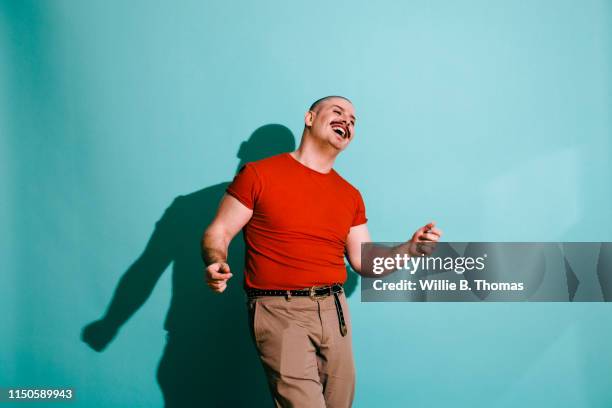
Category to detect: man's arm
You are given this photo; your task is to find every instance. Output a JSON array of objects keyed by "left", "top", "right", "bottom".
[
  {"left": 345, "top": 224, "right": 371, "bottom": 274},
  {"left": 345, "top": 222, "right": 443, "bottom": 277},
  {"left": 201, "top": 193, "right": 253, "bottom": 293}
]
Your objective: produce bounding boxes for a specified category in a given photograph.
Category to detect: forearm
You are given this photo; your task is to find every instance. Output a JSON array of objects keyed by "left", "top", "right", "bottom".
[
  {"left": 358, "top": 240, "right": 423, "bottom": 278},
  {"left": 201, "top": 228, "right": 230, "bottom": 265},
  {"left": 356, "top": 244, "right": 396, "bottom": 278}
]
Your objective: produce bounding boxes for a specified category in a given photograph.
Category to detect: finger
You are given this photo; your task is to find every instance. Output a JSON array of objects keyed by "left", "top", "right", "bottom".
[
  {"left": 208, "top": 277, "right": 231, "bottom": 286},
  {"left": 207, "top": 262, "right": 231, "bottom": 273},
  {"left": 208, "top": 272, "right": 233, "bottom": 282},
  {"left": 427, "top": 227, "right": 442, "bottom": 237},
  {"left": 210, "top": 281, "right": 225, "bottom": 290},
  {"left": 207, "top": 280, "right": 221, "bottom": 288},
  {"left": 208, "top": 273, "right": 232, "bottom": 283},
  {"left": 213, "top": 282, "right": 227, "bottom": 293},
  {"left": 419, "top": 232, "right": 440, "bottom": 242},
  {"left": 207, "top": 266, "right": 233, "bottom": 281},
  {"left": 423, "top": 221, "right": 436, "bottom": 231},
  {"left": 208, "top": 281, "right": 226, "bottom": 292},
  {"left": 414, "top": 222, "right": 436, "bottom": 238},
  {"left": 209, "top": 262, "right": 230, "bottom": 273}
]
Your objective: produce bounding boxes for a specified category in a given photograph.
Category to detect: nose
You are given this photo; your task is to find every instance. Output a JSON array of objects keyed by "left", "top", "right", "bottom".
[{"left": 333, "top": 117, "right": 348, "bottom": 126}]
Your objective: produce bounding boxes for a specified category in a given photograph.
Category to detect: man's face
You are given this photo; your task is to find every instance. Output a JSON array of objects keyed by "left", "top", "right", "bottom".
[{"left": 306, "top": 98, "right": 356, "bottom": 151}]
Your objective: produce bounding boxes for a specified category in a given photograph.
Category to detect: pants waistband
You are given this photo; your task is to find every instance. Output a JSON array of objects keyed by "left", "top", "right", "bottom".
[
  {"left": 246, "top": 284, "right": 347, "bottom": 337},
  {"left": 245, "top": 283, "right": 343, "bottom": 300}
]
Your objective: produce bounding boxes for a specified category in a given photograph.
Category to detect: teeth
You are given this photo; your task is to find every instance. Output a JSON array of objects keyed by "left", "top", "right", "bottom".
[{"left": 332, "top": 126, "right": 346, "bottom": 136}]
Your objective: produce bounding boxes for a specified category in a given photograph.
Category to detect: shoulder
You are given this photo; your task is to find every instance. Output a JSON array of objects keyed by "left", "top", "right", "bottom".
[
  {"left": 250, "top": 153, "right": 288, "bottom": 168},
  {"left": 332, "top": 169, "right": 364, "bottom": 200},
  {"left": 244, "top": 153, "right": 290, "bottom": 175}
]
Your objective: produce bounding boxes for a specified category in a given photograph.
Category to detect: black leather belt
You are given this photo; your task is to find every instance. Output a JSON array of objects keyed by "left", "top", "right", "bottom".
[{"left": 246, "top": 284, "right": 348, "bottom": 337}]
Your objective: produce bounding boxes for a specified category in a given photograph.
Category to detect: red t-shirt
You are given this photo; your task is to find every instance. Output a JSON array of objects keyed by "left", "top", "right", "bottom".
[{"left": 226, "top": 153, "right": 367, "bottom": 290}]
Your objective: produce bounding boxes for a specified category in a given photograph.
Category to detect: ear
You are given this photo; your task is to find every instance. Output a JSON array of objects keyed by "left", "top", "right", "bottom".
[{"left": 304, "top": 110, "right": 314, "bottom": 127}]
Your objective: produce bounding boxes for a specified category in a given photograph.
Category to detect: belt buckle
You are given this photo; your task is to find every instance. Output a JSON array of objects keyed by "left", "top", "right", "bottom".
[{"left": 309, "top": 285, "right": 329, "bottom": 301}]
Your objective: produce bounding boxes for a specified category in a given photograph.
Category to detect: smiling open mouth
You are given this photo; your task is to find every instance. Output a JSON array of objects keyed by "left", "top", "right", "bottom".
[{"left": 331, "top": 123, "right": 349, "bottom": 139}]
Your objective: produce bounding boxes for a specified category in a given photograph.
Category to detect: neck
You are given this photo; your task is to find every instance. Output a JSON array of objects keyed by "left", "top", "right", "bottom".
[{"left": 291, "top": 133, "right": 338, "bottom": 174}]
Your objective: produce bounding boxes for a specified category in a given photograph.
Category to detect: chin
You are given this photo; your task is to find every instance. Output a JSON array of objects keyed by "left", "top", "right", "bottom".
[{"left": 330, "top": 142, "right": 348, "bottom": 152}]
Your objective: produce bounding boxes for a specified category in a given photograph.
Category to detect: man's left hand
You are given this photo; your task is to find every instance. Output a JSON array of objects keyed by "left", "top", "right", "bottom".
[{"left": 409, "top": 222, "right": 443, "bottom": 256}]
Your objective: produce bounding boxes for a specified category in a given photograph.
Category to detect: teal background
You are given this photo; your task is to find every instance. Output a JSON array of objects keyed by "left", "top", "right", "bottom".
[{"left": 2, "top": 0, "right": 612, "bottom": 406}]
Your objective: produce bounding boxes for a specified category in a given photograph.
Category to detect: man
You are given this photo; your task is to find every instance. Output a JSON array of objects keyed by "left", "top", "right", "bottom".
[{"left": 201, "top": 96, "right": 442, "bottom": 407}]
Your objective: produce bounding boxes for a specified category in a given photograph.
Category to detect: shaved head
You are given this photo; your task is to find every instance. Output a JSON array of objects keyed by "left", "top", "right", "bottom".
[{"left": 309, "top": 95, "right": 352, "bottom": 112}]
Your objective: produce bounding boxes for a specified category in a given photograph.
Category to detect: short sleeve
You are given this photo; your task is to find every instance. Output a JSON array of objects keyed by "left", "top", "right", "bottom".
[
  {"left": 351, "top": 190, "right": 368, "bottom": 226},
  {"left": 226, "top": 163, "right": 262, "bottom": 210}
]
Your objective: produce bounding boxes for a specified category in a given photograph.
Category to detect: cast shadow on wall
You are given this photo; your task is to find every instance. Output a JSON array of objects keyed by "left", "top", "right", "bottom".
[{"left": 81, "top": 124, "right": 359, "bottom": 407}]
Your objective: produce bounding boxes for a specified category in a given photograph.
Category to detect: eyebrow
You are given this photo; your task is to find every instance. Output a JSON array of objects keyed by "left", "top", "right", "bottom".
[{"left": 331, "top": 105, "right": 357, "bottom": 122}]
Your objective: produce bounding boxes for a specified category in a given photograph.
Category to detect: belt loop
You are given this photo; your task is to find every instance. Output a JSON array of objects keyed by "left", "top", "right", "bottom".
[{"left": 285, "top": 290, "right": 292, "bottom": 302}]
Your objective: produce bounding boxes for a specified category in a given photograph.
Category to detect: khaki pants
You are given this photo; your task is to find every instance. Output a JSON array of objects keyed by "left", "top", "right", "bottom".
[{"left": 247, "top": 292, "right": 355, "bottom": 408}]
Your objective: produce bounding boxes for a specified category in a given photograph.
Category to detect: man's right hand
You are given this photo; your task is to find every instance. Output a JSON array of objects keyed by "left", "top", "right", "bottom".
[{"left": 205, "top": 262, "right": 233, "bottom": 293}]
